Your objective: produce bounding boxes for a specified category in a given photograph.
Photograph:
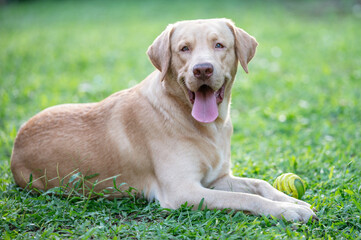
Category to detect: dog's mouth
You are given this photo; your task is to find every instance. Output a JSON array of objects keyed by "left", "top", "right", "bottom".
[{"left": 187, "top": 83, "right": 225, "bottom": 123}]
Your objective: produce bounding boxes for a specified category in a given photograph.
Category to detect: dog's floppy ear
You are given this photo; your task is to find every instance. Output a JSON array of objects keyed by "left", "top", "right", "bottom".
[
  {"left": 226, "top": 21, "right": 258, "bottom": 73},
  {"left": 147, "top": 24, "right": 174, "bottom": 81}
]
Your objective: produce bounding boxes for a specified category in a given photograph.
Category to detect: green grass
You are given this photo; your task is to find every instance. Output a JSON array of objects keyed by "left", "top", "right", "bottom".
[{"left": 1, "top": 0, "right": 361, "bottom": 239}]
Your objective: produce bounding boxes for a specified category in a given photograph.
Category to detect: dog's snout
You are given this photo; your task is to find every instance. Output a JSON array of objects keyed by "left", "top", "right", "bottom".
[{"left": 193, "top": 63, "right": 214, "bottom": 80}]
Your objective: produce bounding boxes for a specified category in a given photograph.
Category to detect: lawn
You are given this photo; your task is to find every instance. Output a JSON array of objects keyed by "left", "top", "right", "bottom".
[{"left": 1, "top": 0, "right": 361, "bottom": 239}]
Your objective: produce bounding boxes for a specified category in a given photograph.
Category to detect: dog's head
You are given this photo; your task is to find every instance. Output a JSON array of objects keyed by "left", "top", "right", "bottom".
[{"left": 147, "top": 18, "right": 258, "bottom": 123}]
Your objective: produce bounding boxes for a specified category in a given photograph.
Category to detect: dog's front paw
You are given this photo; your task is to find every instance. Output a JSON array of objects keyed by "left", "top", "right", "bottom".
[
  {"left": 268, "top": 202, "right": 317, "bottom": 223},
  {"left": 289, "top": 197, "right": 312, "bottom": 208}
]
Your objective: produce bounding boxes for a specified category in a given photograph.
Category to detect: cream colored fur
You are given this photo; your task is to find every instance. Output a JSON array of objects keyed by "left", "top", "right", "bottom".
[{"left": 11, "top": 19, "right": 316, "bottom": 223}]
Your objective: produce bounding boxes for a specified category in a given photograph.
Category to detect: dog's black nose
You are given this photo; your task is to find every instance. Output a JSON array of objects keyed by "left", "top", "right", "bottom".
[{"left": 193, "top": 63, "right": 214, "bottom": 80}]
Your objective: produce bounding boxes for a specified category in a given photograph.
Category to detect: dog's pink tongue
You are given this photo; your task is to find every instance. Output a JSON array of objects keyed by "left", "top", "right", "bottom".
[{"left": 191, "top": 87, "right": 218, "bottom": 123}]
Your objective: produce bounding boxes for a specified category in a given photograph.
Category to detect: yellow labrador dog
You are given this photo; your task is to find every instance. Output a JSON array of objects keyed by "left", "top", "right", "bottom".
[{"left": 11, "top": 19, "right": 316, "bottom": 222}]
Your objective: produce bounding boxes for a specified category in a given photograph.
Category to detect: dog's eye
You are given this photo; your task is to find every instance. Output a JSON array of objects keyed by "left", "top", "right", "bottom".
[
  {"left": 215, "top": 43, "right": 224, "bottom": 49},
  {"left": 181, "top": 46, "right": 190, "bottom": 52}
]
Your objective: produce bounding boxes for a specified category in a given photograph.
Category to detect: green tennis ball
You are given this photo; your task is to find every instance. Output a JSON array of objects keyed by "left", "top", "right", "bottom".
[{"left": 273, "top": 173, "right": 306, "bottom": 199}]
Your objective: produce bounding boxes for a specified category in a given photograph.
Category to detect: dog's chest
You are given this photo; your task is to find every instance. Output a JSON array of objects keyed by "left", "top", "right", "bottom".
[
  {"left": 201, "top": 157, "right": 226, "bottom": 187},
  {"left": 200, "top": 141, "right": 229, "bottom": 187},
  {"left": 199, "top": 124, "right": 231, "bottom": 187}
]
